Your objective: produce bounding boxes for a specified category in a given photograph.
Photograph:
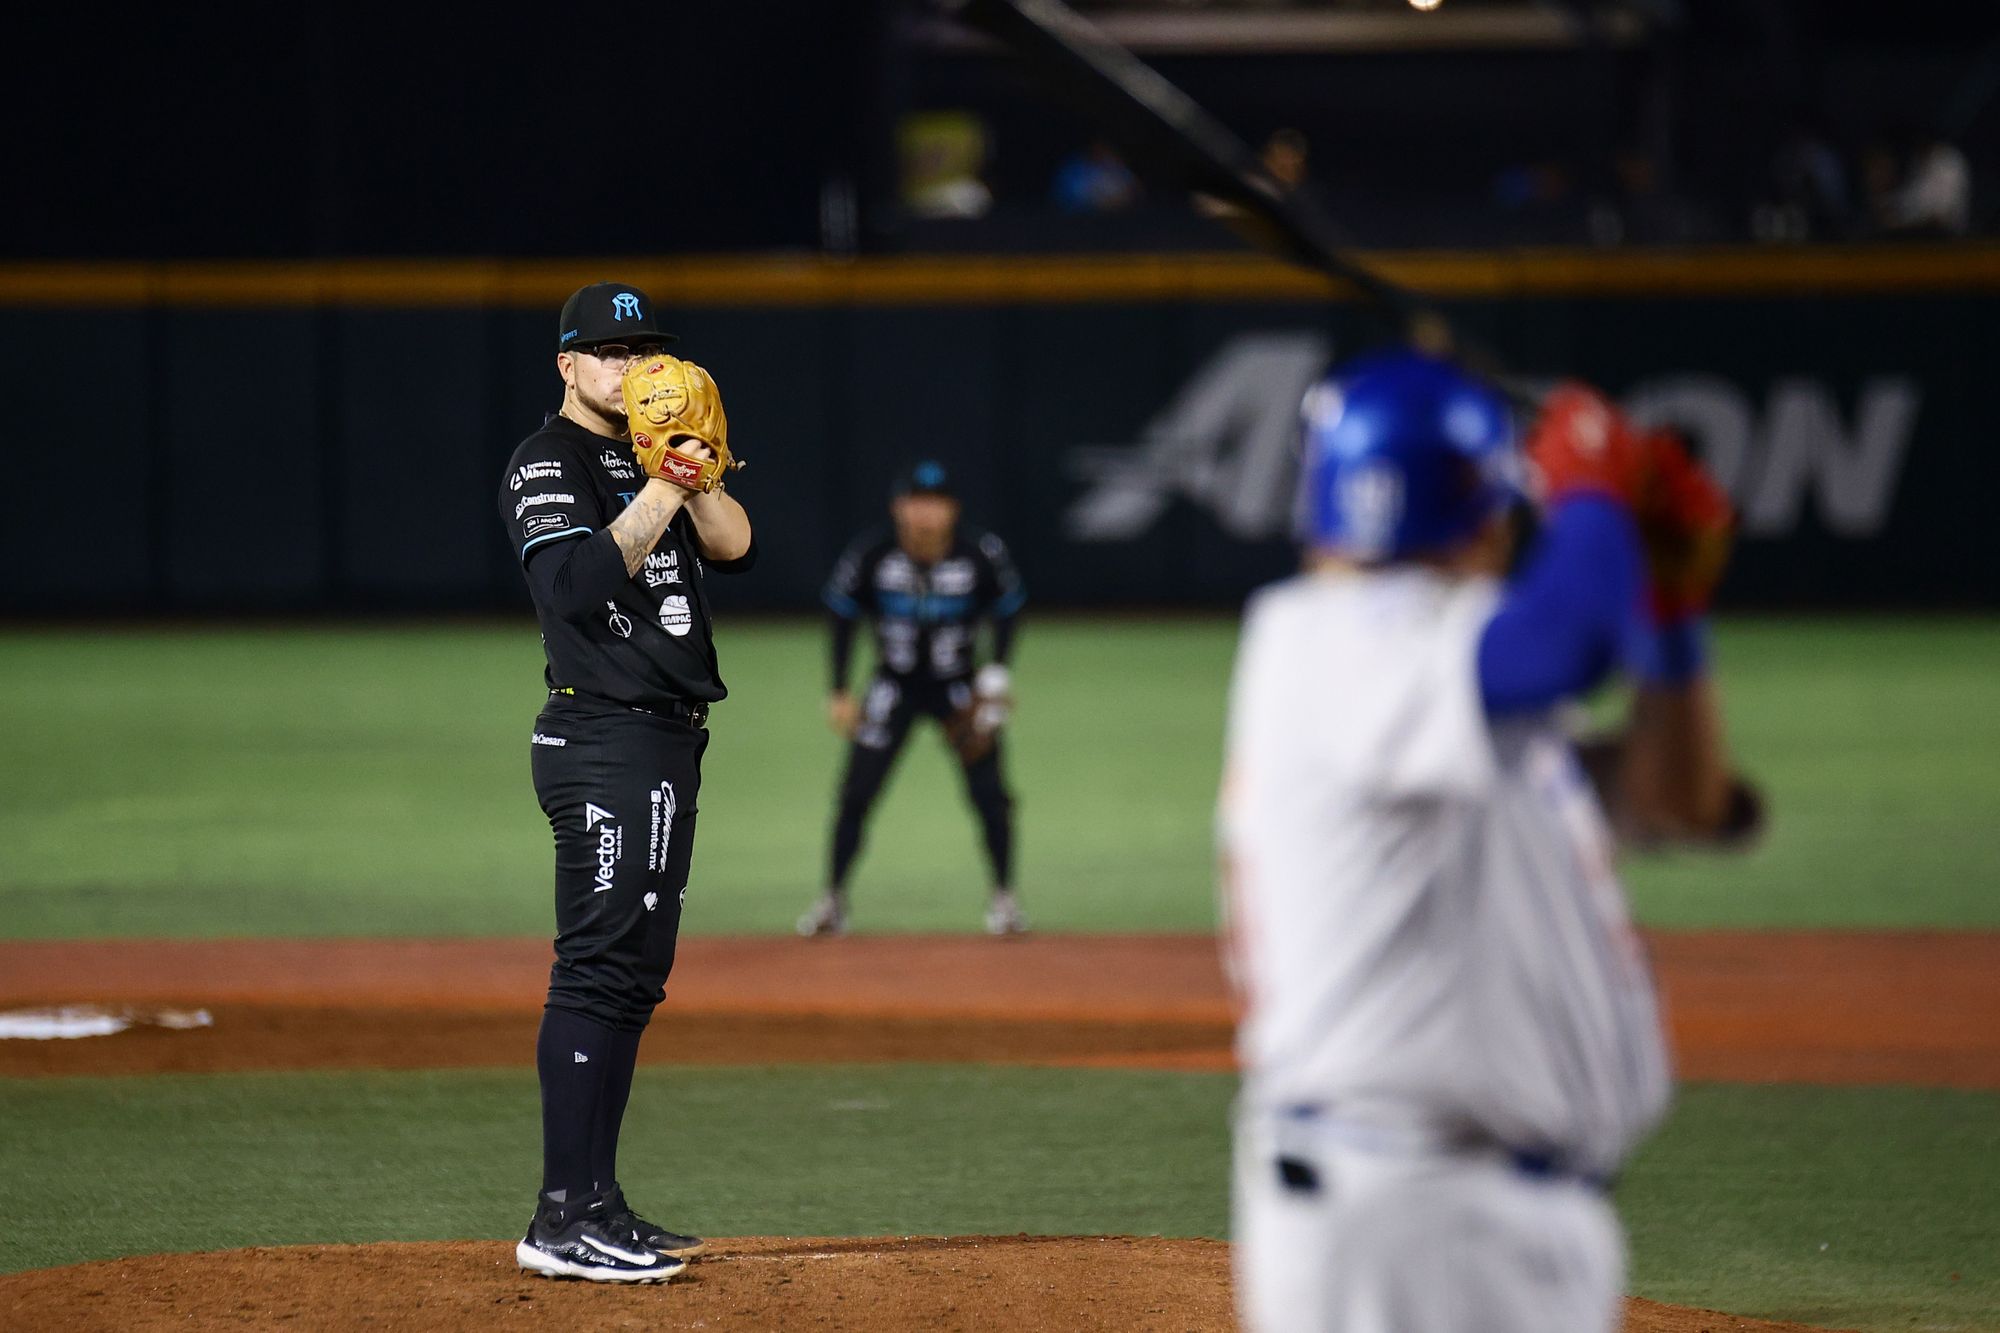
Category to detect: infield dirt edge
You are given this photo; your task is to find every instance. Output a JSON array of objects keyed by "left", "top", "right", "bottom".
[{"left": 0, "top": 1236, "right": 1852, "bottom": 1333}]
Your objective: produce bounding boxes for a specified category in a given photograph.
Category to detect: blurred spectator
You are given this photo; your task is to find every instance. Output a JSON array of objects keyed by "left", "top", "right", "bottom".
[
  {"left": 1259, "top": 127, "right": 1311, "bottom": 193},
  {"left": 1588, "top": 148, "right": 1713, "bottom": 247},
  {"left": 1494, "top": 161, "right": 1578, "bottom": 211},
  {"left": 1871, "top": 128, "right": 1972, "bottom": 237},
  {"left": 1052, "top": 139, "right": 1141, "bottom": 214},
  {"left": 899, "top": 111, "right": 994, "bottom": 221},
  {"left": 1858, "top": 136, "right": 1903, "bottom": 230},
  {"left": 1754, "top": 118, "right": 1852, "bottom": 242},
  {"left": 1490, "top": 160, "right": 1600, "bottom": 246},
  {"left": 1194, "top": 126, "right": 1321, "bottom": 229}
]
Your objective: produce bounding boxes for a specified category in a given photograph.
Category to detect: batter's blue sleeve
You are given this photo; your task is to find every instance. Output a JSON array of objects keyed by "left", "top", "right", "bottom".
[
  {"left": 1625, "top": 616, "right": 1710, "bottom": 685},
  {"left": 1478, "top": 496, "right": 1642, "bottom": 715}
]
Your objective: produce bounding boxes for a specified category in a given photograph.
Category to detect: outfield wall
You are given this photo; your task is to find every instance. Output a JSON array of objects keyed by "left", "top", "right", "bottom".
[{"left": 4, "top": 248, "right": 1996, "bottom": 613}]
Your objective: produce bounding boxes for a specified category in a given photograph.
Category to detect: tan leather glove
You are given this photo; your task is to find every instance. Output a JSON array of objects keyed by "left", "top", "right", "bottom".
[{"left": 622, "top": 354, "right": 741, "bottom": 492}]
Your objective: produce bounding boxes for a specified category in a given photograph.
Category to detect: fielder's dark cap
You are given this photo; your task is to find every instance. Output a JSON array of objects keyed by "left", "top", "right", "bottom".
[
  {"left": 556, "top": 282, "right": 678, "bottom": 352},
  {"left": 895, "top": 460, "right": 955, "bottom": 499}
]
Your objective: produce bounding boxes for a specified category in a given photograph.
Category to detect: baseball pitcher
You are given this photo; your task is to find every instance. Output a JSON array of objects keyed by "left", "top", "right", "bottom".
[{"left": 497, "top": 283, "right": 754, "bottom": 1283}]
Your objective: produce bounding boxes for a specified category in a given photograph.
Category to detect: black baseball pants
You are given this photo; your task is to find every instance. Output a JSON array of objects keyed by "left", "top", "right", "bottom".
[
  {"left": 530, "top": 692, "right": 706, "bottom": 1031},
  {"left": 828, "top": 672, "right": 1014, "bottom": 891}
]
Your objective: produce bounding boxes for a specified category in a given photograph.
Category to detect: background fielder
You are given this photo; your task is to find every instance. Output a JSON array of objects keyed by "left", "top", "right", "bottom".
[
  {"left": 1222, "top": 350, "right": 1749, "bottom": 1332},
  {"left": 799, "top": 462, "right": 1029, "bottom": 937}
]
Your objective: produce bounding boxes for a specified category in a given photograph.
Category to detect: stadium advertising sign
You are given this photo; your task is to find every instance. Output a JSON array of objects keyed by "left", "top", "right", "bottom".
[{"left": 1066, "top": 332, "right": 1920, "bottom": 546}]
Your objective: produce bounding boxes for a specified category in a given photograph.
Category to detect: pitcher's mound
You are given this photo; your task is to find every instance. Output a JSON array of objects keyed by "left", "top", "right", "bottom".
[{"left": 0, "top": 1235, "right": 1844, "bottom": 1332}]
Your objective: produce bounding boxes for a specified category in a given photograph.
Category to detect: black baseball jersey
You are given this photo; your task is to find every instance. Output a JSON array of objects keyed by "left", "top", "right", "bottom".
[
  {"left": 824, "top": 526, "right": 1025, "bottom": 680},
  {"left": 499, "top": 415, "right": 739, "bottom": 707}
]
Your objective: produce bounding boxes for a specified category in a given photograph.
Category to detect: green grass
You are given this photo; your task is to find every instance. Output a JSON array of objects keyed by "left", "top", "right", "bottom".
[
  {"left": 0, "top": 1064, "right": 1234, "bottom": 1273},
  {"left": 1622, "top": 1083, "right": 2000, "bottom": 1331},
  {"left": 0, "top": 617, "right": 1995, "bottom": 938},
  {"left": 1, "top": 1069, "right": 1994, "bottom": 1331},
  {"left": 1614, "top": 618, "right": 2000, "bottom": 928}
]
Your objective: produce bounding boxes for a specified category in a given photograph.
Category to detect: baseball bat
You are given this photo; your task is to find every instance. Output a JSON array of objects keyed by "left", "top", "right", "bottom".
[{"left": 928, "top": 0, "right": 1468, "bottom": 357}]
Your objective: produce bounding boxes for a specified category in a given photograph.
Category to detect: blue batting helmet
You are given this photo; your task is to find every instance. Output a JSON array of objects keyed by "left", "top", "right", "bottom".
[{"left": 1299, "top": 350, "right": 1518, "bottom": 561}]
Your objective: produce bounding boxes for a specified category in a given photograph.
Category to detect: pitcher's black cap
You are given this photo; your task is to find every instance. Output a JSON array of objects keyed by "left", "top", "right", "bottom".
[{"left": 557, "top": 282, "right": 678, "bottom": 352}]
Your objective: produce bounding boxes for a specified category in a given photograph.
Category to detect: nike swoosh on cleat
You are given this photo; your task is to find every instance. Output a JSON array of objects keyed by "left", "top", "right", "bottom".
[{"left": 580, "top": 1234, "right": 660, "bottom": 1266}]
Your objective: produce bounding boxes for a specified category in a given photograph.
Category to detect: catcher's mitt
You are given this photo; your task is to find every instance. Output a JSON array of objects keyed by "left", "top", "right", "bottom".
[{"left": 622, "top": 354, "right": 741, "bottom": 492}]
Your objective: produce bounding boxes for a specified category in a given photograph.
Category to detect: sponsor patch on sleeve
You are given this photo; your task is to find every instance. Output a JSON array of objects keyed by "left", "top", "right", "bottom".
[
  {"left": 523, "top": 512, "right": 572, "bottom": 538},
  {"left": 510, "top": 460, "right": 564, "bottom": 491},
  {"left": 514, "top": 491, "right": 577, "bottom": 519}
]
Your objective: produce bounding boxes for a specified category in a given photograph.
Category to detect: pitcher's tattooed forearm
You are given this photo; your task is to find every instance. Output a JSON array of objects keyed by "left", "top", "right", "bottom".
[{"left": 609, "top": 484, "right": 685, "bottom": 576}]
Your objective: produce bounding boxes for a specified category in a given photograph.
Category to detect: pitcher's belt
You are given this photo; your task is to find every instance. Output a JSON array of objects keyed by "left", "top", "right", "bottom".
[{"left": 550, "top": 686, "right": 708, "bottom": 730}]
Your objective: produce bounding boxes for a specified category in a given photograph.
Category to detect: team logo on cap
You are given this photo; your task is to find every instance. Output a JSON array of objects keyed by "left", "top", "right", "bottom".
[{"left": 612, "top": 292, "right": 641, "bottom": 321}]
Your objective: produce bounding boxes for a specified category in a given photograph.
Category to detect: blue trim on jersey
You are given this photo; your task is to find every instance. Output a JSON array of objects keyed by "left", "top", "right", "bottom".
[
  {"left": 521, "top": 525, "right": 594, "bottom": 557},
  {"left": 877, "top": 590, "right": 975, "bottom": 622},
  {"left": 993, "top": 586, "right": 1027, "bottom": 618},
  {"left": 823, "top": 589, "right": 862, "bottom": 618},
  {"left": 1626, "top": 616, "right": 1710, "bottom": 685}
]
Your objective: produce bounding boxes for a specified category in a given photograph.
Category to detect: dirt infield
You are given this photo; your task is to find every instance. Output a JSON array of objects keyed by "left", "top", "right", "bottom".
[
  {"left": 1, "top": 930, "right": 1995, "bottom": 1085},
  {"left": 3, "top": 931, "right": 1946, "bottom": 1330},
  {"left": 0, "top": 1237, "right": 1850, "bottom": 1333}
]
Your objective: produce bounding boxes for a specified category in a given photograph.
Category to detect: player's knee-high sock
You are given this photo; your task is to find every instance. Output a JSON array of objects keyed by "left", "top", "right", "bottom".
[
  {"left": 590, "top": 1026, "right": 645, "bottom": 1192},
  {"left": 964, "top": 752, "right": 1015, "bottom": 888},
  {"left": 535, "top": 1006, "right": 619, "bottom": 1199},
  {"left": 829, "top": 743, "right": 896, "bottom": 889},
  {"left": 829, "top": 800, "right": 870, "bottom": 889}
]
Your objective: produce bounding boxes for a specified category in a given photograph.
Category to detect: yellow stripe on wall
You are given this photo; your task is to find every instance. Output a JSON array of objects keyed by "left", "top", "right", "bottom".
[{"left": 2, "top": 246, "right": 1997, "bottom": 307}]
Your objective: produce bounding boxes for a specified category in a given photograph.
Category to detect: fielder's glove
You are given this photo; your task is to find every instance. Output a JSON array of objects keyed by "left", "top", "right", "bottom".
[
  {"left": 945, "top": 664, "right": 1013, "bottom": 763},
  {"left": 622, "top": 354, "right": 742, "bottom": 492}
]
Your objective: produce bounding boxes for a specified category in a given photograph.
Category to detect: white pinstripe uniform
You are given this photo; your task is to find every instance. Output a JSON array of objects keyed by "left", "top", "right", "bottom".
[{"left": 1220, "top": 569, "right": 1672, "bottom": 1333}]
